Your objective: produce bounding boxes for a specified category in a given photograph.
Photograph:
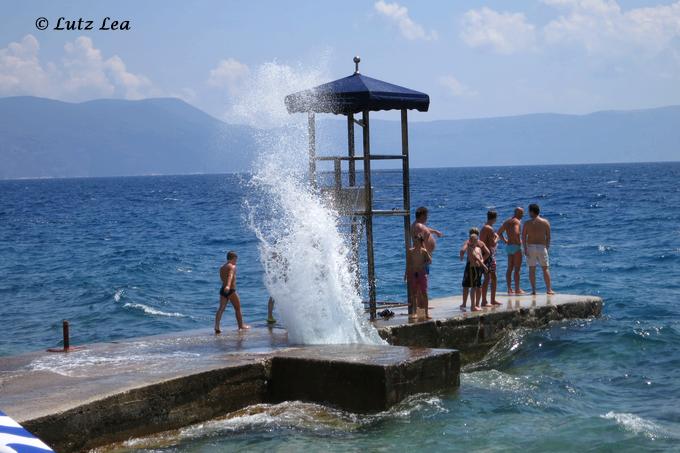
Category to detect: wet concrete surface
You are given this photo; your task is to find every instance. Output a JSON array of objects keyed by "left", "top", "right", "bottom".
[
  {"left": 375, "top": 293, "right": 603, "bottom": 363},
  {"left": 0, "top": 328, "right": 290, "bottom": 423}
]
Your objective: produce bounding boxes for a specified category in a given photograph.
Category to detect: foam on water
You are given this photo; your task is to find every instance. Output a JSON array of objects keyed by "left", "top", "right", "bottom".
[
  {"left": 122, "top": 302, "right": 186, "bottom": 318},
  {"left": 108, "top": 394, "right": 447, "bottom": 451},
  {"left": 230, "top": 61, "right": 383, "bottom": 345},
  {"left": 601, "top": 411, "right": 663, "bottom": 440}
]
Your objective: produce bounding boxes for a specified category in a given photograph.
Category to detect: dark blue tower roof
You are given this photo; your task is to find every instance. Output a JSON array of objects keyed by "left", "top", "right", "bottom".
[{"left": 285, "top": 73, "right": 430, "bottom": 115}]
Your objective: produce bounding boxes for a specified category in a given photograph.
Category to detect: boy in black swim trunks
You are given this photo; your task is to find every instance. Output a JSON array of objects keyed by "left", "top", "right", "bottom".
[
  {"left": 459, "top": 232, "right": 489, "bottom": 312},
  {"left": 215, "top": 251, "right": 250, "bottom": 333}
]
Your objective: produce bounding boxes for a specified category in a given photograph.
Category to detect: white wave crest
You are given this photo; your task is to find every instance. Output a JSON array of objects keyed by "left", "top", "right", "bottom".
[
  {"left": 123, "top": 302, "right": 186, "bottom": 318},
  {"left": 602, "top": 411, "right": 661, "bottom": 439}
]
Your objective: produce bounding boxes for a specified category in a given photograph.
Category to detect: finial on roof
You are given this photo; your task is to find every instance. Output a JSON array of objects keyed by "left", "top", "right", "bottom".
[{"left": 353, "top": 56, "right": 361, "bottom": 74}]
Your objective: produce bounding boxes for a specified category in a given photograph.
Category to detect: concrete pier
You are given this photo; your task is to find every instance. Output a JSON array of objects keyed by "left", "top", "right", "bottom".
[
  {"left": 375, "top": 293, "right": 603, "bottom": 364},
  {"left": 0, "top": 293, "right": 600, "bottom": 451},
  {"left": 0, "top": 329, "right": 458, "bottom": 452}
]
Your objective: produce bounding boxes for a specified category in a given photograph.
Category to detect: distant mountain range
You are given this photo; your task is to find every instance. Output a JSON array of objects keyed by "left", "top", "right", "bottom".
[{"left": 1, "top": 96, "right": 678, "bottom": 179}]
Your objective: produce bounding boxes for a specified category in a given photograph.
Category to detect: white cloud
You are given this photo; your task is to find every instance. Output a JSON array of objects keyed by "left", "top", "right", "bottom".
[
  {"left": 0, "top": 35, "right": 52, "bottom": 97},
  {"left": 438, "top": 75, "right": 477, "bottom": 97},
  {"left": 0, "top": 34, "right": 155, "bottom": 101},
  {"left": 542, "top": 0, "right": 680, "bottom": 56},
  {"left": 207, "top": 58, "right": 250, "bottom": 94},
  {"left": 460, "top": 7, "right": 537, "bottom": 54},
  {"left": 459, "top": 1, "right": 680, "bottom": 58},
  {"left": 374, "top": 1, "right": 437, "bottom": 41}
]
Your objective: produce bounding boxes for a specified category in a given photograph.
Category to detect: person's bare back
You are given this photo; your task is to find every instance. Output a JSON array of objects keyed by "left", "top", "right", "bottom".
[
  {"left": 220, "top": 262, "right": 236, "bottom": 290},
  {"left": 499, "top": 217, "right": 521, "bottom": 245},
  {"left": 524, "top": 216, "right": 550, "bottom": 246},
  {"left": 479, "top": 224, "right": 498, "bottom": 252}
]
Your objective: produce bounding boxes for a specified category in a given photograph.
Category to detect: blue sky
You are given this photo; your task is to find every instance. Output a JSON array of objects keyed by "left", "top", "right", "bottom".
[{"left": 2, "top": 0, "right": 680, "bottom": 121}]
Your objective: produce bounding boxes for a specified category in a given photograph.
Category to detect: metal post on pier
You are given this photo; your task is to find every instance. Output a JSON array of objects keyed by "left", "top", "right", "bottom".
[
  {"left": 362, "top": 110, "right": 377, "bottom": 319},
  {"left": 308, "top": 112, "right": 316, "bottom": 187},
  {"left": 401, "top": 108, "right": 414, "bottom": 316},
  {"left": 347, "top": 113, "right": 361, "bottom": 288},
  {"left": 47, "top": 319, "right": 83, "bottom": 352}
]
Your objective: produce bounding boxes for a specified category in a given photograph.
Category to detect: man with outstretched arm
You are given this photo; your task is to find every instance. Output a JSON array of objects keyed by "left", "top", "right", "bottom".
[
  {"left": 522, "top": 203, "right": 555, "bottom": 295},
  {"left": 411, "top": 206, "right": 444, "bottom": 254}
]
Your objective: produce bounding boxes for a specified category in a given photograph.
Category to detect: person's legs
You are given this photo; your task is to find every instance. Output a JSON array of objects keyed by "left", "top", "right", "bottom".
[
  {"left": 471, "top": 288, "right": 481, "bottom": 311},
  {"left": 542, "top": 266, "right": 554, "bottom": 294},
  {"left": 412, "top": 287, "right": 419, "bottom": 315},
  {"left": 482, "top": 272, "right": 490, "bottom": 306},
  {"left": 529, "top": 266, "right": 537, "bottom": 295},
  {"left": 461, "top": 287, "right": 469, "bottom": 308},
  {"left": 214, "top": 297, "right": 228, "bottom": 333},
  {"left": 506, "top": 255, "right": 514, "bottom": 293},
  {"left": 423, "top": 289, "right": 430, "bottom": 319},
  {"left": 490, "top": 272, "right": 501, "bottom": 305},
  {"left": 228, "top": 292, "right": 250, "bottom": 330},
  {"left": 267, "top": 297, "right": 276, "bottom": 323},
  {"left": 512, "top": 252, "right": 524, "bottom": 294}
]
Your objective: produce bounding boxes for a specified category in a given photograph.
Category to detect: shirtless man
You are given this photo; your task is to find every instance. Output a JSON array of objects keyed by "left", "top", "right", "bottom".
[
  {"left": 522, "top": 203, "right": 554, "bottom": 295},
  {"left": 215, "top": 251, "right": 250, "bottom": 333},
  {"left": 405, "top": 235, "right": 433, "bottom": 320},
  {"left": 411, "top": 206, "right": 443, "bottom": 256},
  {"left": 459, "top": 233, "right": 489, "bottom": 312},
  {"left": 497, "top": 207, "right": 525, "bottom": 294},
  {"left": 480, "top": 210, "right": 502, "bottom": 306}
]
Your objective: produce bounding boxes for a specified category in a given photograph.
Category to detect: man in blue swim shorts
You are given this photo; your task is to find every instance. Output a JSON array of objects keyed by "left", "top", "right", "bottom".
[{"left": 497, "top": 207, "right": 525, "bottom": 294}]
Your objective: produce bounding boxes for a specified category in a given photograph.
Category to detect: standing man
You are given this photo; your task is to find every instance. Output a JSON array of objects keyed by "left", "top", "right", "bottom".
[
  {"left": 522, "top": 204, "right": 555, "bottom": 295},
  {"left": 480, "top": 210, "right": 502, "bottom": 306},
  {"left": 497, "top": 207, "right": 525, "bottom": 295}
]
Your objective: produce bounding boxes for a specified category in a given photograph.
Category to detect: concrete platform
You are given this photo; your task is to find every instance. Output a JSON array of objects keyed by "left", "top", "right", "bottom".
[
  {"left": 269, "top": 345, "right": 459, "bottom": 413},
  {"left": 0, "top": 292, "right": 601, "bottom": 451},
  {"left": 375, "top": 292, "right": 603, "bottom": 364},
  {"left": 0, "top": 329, "right": 458, "bottom": 452}
]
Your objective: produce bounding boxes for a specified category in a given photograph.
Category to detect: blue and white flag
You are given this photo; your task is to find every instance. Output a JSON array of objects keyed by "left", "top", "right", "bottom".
[{"left": 0, "top": 411, "right": 54, "bottom": 453}]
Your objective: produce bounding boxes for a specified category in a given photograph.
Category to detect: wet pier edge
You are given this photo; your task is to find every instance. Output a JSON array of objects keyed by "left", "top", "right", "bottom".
[
  {"left": 375, "top": 293, "right": 603, "bottom": 365},
  {"left": 0, "top": 293, "right": 601, "bottom": 452}
]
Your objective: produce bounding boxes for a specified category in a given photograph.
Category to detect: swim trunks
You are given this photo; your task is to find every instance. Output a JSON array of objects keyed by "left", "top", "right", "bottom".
[
  {"left": 409, "top": 271, "right": 428, "bottom": 294},
  {"left": 506, "top": 244, "right": 522, "bottom": 256},
  {"left": 219, "top": 286, "right": 235, "bottom": 298},
  {"left": 462, "top": 262, "right": 483, "bottom": 288},
  {"left": 526, "top": 244, "right": 549, "bottom": 267},
  {"left": 484, "top": 251, "right": 496, "bottom": 273}
]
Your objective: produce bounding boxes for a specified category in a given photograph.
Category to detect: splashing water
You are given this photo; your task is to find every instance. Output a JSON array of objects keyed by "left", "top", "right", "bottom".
[{"left": 231, "top": 61, "right": 384, "bottom": 345}]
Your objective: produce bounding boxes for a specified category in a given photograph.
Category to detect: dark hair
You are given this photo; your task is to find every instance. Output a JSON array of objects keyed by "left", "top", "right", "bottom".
[
  {"left": 227, "top": 251, "right": 238, "bottom": 261},
  {"left": 529, "top": 204, "right": 540, "bottom": 215},
  {"left": 469, "top": 227, "right": 480, "bottom": 235},
  {"left": 487, "top": 210, "right": 497, "bottom": 220},
  {"left": 415, "top": 206, "right": 428, "bottom": 220}
]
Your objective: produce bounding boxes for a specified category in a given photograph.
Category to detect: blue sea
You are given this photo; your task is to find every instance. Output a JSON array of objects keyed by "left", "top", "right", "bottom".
[{"left": 1, "top": 162, "right": 680, "bottom": 451}]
